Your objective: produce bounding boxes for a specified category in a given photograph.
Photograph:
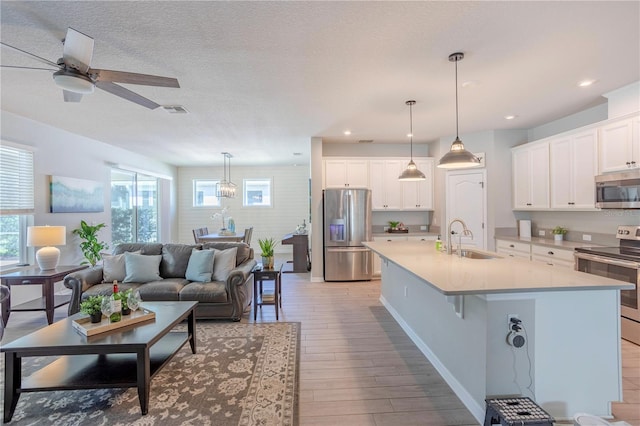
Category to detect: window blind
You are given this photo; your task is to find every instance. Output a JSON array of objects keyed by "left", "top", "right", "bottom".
[{"left": 0, "top": 144, "right": 35, "bottom": 214}]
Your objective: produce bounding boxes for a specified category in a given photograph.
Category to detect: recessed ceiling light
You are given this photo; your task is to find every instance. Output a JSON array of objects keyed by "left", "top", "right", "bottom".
[
  {"left": 504, "top": 115, "right": 518, "bottom": 120},
  {"left": 344, "top": 130, "right": 352, "bottom": 135},
  {"left": 578, "top": 79, "right": 596, "bottom": 87}
]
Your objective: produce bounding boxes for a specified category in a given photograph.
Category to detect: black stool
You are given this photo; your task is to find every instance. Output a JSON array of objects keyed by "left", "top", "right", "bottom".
[{"left": 484, "top": 397, "right": 554, "bottom": 426}]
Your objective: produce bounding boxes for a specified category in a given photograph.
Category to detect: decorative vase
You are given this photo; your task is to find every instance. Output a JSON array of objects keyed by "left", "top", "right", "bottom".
[
  {"left": 262, "top": 256, "right": 274, "bottom": 269},
  {"left": 90, "top": 312, "right": 103, "bottom": 323},
  {"left": 554, "top": 234, "right": 563, "bottom": 242}
]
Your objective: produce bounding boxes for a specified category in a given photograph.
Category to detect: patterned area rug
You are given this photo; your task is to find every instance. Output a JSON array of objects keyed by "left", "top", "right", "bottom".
[{"left": 1, "top": 322, "right": 300, "bottom": 426}]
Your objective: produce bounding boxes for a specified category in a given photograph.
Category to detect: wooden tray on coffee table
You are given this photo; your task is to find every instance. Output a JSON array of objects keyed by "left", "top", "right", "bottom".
[{"left": 72, "top": 307, "right": 156, "bottom": 337}]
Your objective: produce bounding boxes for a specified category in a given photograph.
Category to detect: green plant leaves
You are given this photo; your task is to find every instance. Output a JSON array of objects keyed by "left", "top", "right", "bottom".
[{"left": 72, "top": 220, "right": 109, "bottom": 266}]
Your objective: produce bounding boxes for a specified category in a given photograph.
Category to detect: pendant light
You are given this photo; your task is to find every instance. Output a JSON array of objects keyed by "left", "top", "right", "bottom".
[
  {"left": 216, "top": 152, "right": 237, "bottom": 198},
  {"left": 438, "top": 52, "right": 481, "bottom": 169},
  {"left": 398, "top": 100, "right": 426, "bottom": 181}
]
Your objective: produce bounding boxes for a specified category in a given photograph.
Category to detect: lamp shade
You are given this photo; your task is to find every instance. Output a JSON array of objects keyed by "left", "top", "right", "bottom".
[
  {"left": 27, "top": 226, "right": 66, "bottom": 247},
  {"left": 398, "top": 160, "right": 427, "bottom": 181},
  {"left": 437, "top": 137, "right": 481, "bottom": 169},
  {"left": 27, "top": 226, "right": 66, "bottom": 270}
]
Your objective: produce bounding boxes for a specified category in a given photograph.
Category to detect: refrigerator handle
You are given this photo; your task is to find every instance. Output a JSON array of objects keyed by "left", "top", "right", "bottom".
[{"left": 345, "top": 191, "right": 351, "bottom": 244}]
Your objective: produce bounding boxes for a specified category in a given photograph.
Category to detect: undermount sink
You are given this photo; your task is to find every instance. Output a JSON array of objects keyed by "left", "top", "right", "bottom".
[{"left": 457, "top": 250, "right": 497, "bottom": 260}]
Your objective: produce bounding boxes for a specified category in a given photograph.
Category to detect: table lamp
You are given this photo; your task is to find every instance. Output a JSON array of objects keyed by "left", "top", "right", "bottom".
[{"left": 27, "top": 226, "right": 66, "bottom": 270}]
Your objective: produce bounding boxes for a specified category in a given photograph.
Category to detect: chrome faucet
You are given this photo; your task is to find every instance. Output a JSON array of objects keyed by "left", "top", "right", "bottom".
[{"left": 447, "top": 218, "right": 474, "bottom": 256}]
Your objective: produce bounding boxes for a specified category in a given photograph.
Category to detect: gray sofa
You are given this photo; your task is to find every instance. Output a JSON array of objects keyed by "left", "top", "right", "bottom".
[{"left": 64, "top": 242, "right": 256, "bottom": 321}]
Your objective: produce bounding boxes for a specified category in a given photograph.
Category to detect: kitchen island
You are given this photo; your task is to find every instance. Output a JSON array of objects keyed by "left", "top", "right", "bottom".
[{"left": 364, "top": 240, "right": 633, "bottom": 423}]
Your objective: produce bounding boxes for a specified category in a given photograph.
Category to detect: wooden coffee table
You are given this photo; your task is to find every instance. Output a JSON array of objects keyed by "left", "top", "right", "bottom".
[{"left": 1, "top": 301, "right": 197, "bottom": 423}]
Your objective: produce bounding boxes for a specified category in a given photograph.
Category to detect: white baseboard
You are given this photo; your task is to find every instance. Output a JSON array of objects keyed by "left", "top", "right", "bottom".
[{"left": 379, "top": 295, "right": 485, "bottom": 424}]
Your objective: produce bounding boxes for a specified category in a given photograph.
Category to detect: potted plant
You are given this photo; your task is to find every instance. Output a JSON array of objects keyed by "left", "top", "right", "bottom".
[
  {"left": 80, "top": 295, "right": 104, "bottom": 323},
  {"left": 120, "top": 289, "right": 132, "bottom": 315},
  {"left": 258, "top": 237, "right": 277, "bottom": 269},
  {"left": 552, "top": 226, "right": 568, "bottom": 241},
  {"left": 72, "top": 220, "right": 109, "bottom": 266},
  {"left": 388, "top": 221, "right": 400, "bottom": 231}
]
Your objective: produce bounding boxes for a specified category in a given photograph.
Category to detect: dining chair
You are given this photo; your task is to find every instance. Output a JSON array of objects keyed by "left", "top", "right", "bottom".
[
  {"left": 243, "top": 227, "right": 253, "bottom": 246},
  {"left": 0, "top": 284, "right": 10, "bottom": 340},
  {"left": 192, "top": 227, "right": 209, "bottom": 243}
]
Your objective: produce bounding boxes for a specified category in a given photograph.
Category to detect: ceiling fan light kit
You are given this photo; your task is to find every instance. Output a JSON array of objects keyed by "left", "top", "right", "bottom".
[
  {"left": 53, "top": 70, "right": 94, "bottom": 94},
  {"left": 399, "top": 100, "right": 426, "bottom": 181},
  {"left": 438, "top": 52, "right": 481, "bottom": 169}
]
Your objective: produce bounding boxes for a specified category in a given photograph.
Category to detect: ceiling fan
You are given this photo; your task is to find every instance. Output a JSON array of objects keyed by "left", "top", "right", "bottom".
[{"left": 0, "top": 27, "right": 180, "bottom": 109}]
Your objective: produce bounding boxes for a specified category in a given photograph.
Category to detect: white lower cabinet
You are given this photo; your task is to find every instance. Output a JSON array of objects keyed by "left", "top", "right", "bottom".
[
  {"left": 531, "top": 244, "right": 575, "bottom": 269},
  {"left": 495, "top": 239, "right": 531, "bottom": 260},
  {"left": 372, "top": 235, "right": 408, "bottom": 276}
]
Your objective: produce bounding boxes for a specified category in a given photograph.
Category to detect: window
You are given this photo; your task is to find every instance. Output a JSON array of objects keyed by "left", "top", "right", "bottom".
[
  {"left": 111, "top": 169, "right": 159, "bottom": 244},
  {"left": 0, "top": 143, "right": 34, "bottom": 268},
  {"left": 193, "top": 180, "right": 221, "bottom": 207},
  {"left": 243, "top": 179, "right": 272, "bottom": 207}
]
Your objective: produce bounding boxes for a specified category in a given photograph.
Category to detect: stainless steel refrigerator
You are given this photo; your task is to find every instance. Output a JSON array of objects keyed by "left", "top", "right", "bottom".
[{"left": 323, "top": 188, "right": 373, "bottom": 281}]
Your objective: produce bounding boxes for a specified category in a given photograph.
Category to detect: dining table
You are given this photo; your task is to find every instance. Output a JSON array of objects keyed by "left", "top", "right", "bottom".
[{"left": 198, "top": 231, "right": 245, "bottom": 243}]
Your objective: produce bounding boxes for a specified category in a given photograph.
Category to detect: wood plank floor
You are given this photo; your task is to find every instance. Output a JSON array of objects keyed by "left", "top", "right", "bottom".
[{"left": 2, "top": 267, "right": 639, "bottom": 425}]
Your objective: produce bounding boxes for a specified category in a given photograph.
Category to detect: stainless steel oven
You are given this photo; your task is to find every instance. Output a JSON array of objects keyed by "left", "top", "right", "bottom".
[{"left": 575, "top": 226, "right": 640, "bottom": 345}]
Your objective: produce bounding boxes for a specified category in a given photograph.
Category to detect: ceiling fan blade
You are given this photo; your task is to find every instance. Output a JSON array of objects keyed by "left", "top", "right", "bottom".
[
  {"left": 0, "top": 64, "right": 57, "bottom": 72},
  {"left": 0, "top": 42, "right": 61, "bottom": 69},
  {"left": 63, "top": 90, "right": 83, "bottom": 102},
  {"left": 91, "top": 69, "right": 180, "bottom": 88},
  {"left": 95, "top": 81, "right": 160, "bottom": 109},
  {"left": 62, "top": 27, "right": 94, "bottom": 73}
]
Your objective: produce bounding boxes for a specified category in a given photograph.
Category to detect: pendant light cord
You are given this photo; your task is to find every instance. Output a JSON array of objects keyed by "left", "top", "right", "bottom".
[
  {"left": 409, "top": 102, "right": 414, "bottom": 160},
  {"left": 455, "top": 58, "right": 459, "bottom": 139}
]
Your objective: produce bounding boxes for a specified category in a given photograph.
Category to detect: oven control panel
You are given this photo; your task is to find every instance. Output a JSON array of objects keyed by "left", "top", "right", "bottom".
[{"left": 616, "top": 225, "right": 640, "bottom": 240}]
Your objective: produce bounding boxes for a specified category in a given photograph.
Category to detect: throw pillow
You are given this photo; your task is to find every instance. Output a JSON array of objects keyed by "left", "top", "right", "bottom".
[
  {"left": 102, "top": 250, "right": 140, "bottom": 282},
  {"left": 123, "top": 252, "right": 163, "bottom": 283},
  {"left": 185, "top": 249, "right": 215, "bottom": 282},
  {"left": 212, "top": 247, "right": 238, "bottom": 281}
]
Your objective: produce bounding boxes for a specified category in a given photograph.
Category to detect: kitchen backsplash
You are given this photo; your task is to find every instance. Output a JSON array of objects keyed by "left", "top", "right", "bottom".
[{"left": 495, "top": 226, "right": 616, "bottom": 246}]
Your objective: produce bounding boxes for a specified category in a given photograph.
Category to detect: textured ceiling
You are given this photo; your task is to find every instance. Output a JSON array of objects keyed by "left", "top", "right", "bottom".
[{"left": 1, "top": 1, "right": 639, "bottom": 167}]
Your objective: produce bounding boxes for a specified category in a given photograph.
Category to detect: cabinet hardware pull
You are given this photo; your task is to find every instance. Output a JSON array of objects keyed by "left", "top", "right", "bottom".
[
  {"left": 21, "top": 280, "right": 32, "bottom": 284},
  {"left": 627, "top": 162, "right": 631, "bottom": 166},
  {"left": 632, "top": 161, "right": 637, "bottom": 165},
  {"left": 509, "top": 244, "right": 515, "bottom": 248},
  {"left": 526, "top": 203, "right": 532, "bottom": 206},
  {"left": 548, "top": 251, "right": 554, "bottom": 255}
]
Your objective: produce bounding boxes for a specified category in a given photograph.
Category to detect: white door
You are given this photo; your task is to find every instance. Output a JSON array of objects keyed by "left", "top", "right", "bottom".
[{"left": 446, "top": 170, "right": 487, "bottom": 249}]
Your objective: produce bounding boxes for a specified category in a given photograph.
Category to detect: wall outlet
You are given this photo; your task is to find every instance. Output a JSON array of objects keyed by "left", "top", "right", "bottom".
[
  {"left": 538, "top": 230, "right": 545, "bottom": 237},
  {"left": 507, "top": 314, "right": 520, "bottom": 331},
  {"left": 420, "top": 225, "right": 427, "bottom": 231},
  {"left": 583, "top": 234, "right": 592, "bottom": 241}
]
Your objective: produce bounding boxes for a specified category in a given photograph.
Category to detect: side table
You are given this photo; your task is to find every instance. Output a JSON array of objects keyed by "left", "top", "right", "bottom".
[
  {"left": 252, "top": 263, "right": 283, "bottom": 320},
  {"left": 1, "top": 265, "right": 88, "bottom": 326}
]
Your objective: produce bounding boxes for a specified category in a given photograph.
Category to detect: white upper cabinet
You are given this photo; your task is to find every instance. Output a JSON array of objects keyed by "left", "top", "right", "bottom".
[
  {"left": 549, "top": 129, "right": 598, "bottom": 209},
  {"left": 512, "top": 142, "right": 550, "bottom": 209},
  {"left": 369, "top": 160, "right": 404, "bottom": 210},
  {"left": 402, "top": 158, "right": 434, "bottom": 210},
  {"left": 599, "top": 118, "right": 637, "bottom": 173},
  {"left": 324, "top": 159, "right": 369, "bottom": 188}
]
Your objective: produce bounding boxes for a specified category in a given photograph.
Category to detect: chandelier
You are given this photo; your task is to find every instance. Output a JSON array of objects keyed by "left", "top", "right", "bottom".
[{"left": 216, "top": 152, "right": 237, "bottom": 198}]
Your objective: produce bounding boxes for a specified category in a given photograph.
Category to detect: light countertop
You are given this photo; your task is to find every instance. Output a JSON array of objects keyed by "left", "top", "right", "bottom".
[
  {"left": 364, "top": 241, "right": 633, "bottom": 295},
  {"left": 372, "top": 231, "right": 439, "bottom": 238},
  {"left": 494, "top": 235, "right": 603, "bottom": 250}
]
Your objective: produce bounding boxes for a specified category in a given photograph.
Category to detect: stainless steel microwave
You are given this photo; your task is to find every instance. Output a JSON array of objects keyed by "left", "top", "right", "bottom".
[{"left": 596, "top": 170, "right": 640, "bottom": 208}]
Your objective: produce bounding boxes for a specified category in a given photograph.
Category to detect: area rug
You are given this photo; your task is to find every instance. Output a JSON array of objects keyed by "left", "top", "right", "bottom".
[{"left": 0, "top": 322, "right": 300, "bottom": 426}]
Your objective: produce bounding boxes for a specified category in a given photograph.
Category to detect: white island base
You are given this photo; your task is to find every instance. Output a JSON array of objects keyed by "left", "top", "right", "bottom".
[{"left": 379, "top": 258, "right": 623, "bottom": 423}]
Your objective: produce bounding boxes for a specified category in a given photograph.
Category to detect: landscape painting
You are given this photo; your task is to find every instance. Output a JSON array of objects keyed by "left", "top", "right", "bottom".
[{"left": 50, "top": 176, "right": 104, "bottom": 213}]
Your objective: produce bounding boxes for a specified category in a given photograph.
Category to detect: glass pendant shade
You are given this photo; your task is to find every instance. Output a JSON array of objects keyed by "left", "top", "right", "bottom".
[
  {"left": 399, "top": 100, "right": 426, "bottom": 181},
  {"left": 438, "top": 52, "right": 480, "bottom": 169},
  {"left": 438, "top": 137, "right": 480, "bottom": 169}
]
